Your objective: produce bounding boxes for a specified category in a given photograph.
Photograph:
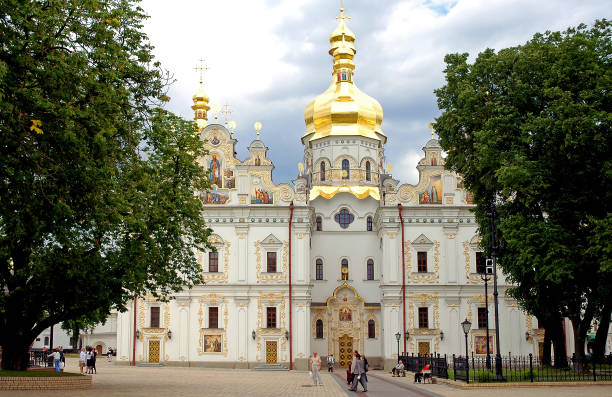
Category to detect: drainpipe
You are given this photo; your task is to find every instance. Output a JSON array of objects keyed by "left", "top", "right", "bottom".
[
  {"left": 288, "top": 202, "right": 294, "bottom": 370},
  {"left": 132, "top": 295, "right": 137, "bottom": 366},
  {"left": 398, "top": 204, "right": 407, "bottom": 356}
]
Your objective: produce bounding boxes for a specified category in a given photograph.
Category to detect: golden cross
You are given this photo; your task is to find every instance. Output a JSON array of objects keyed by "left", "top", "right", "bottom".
[
  {"left": 428, "top": 122, "right": 435, "bottom": 139},
  {"left": 193, "top": 58, "right": 209, "bottom": 84},
  {"left": 336, "top": 0, "right": 351, "bottom": 21},
  {"left": 221, "top": 104, "right": 233, "bottom": 125}
]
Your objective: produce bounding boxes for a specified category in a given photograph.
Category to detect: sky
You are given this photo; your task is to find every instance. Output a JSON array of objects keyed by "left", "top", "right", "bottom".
[{"left": 139, "top": 0, "right": 610, "bottom": 185}]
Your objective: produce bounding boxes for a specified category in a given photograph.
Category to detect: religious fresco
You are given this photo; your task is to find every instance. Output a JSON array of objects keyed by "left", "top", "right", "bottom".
[
  {"left": 419, "top": 175, "right": 442, "bottom": 204},
  {"left": 250, "top": 176, "right": 273, "bottom": 204},
  {"left": 210, "top": 135, "right": 220, "bottom": 145},
  {"left": 474, "top": 336, "right": 493, "bottom": 354},
  {"left": 339, "top": 307, "right": 352, "bottom": 321},
  {"left": 200, "top": 189, "right": 229, "bottom": 204},
  {"left": 204, "top": 335, "right": 222, "bottom": 353},
  {"left": 223, "top": 169, "right": 235, "bottom": 189},
  {"left": 209, "top": 153, "right": 222, "bottom": 187},
  {"left": 464, "top": 190, "right": 474, "bottom": 204},
  {"left": 295, "top": 183, "right": 307, "bottom": 194}
]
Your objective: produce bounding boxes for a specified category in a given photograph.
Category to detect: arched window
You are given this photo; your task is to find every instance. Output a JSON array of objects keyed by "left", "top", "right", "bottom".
[
  {"left": 316, "top": 259, "right": 323, "bottom": 280},
  {"left": 342, "top": 159, "right": 350, "bottom": 179},
  {"left": 334, "top": 208, "right": 354, "bottom": 229},
  {"left": 341, "top": 258, "right": 349, "bottom": 280},
  {"left": 367, "top": 216, "right": 373, "bottom": 231},
  {"left": 316, "top": 319, "right": 323, "bottom": 339},
  {"left": 367, "top": 259, "right": 374, "bottom": 280},
  {"left": 316, "top": 216, "right": 322, "bottom": 231},
  {"left": 368, "top": 319, "right": 376, "bottom": 338},
  {"left": 320, "top": 162, "right": 326, "bottom": 182},
  {"left": 365, "top": 161, "right": 371, "bottom": 181}
]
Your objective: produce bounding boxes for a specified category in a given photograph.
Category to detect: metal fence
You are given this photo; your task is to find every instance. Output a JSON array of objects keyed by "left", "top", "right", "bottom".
[
  {"left": 397, "top": 353, "right": 612, "bottom": 383},
  {"left": 451, "top": 353, "right": 612, "bottom": 383},
  {"left": 28, "top": 350, "right": 52, "bottom": 368}
]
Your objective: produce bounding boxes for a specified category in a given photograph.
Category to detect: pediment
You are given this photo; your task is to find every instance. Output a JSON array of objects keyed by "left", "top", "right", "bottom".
[
  {"left": 412, "top": 234, "right": 434, "bottom": 246},
  {"left": 261, "top": 234, "right": 282, "bottom": 247}
]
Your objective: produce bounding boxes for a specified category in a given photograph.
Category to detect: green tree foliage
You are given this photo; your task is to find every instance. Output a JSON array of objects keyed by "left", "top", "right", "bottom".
[
  {"left": 434, "top": 20, "right": 611, "bottom": 365},
  {"left": 0, "top": 1, "right": 211, "bottom": 370}
]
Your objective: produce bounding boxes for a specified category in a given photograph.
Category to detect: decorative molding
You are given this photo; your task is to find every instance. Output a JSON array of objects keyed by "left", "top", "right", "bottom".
[
  {"left": 406, "top": 241, "right": 440, "bottom": 283},
  {"left": 463, "top": 241, "right": 482, "bottom": 283},
  {"left": 255, "top": 240, "right": 288, "bottom": 283}
]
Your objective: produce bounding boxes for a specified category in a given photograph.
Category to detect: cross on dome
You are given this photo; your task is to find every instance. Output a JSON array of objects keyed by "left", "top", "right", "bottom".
[{"left": 193, "top": 58, "right": 209, "bottom": 85}]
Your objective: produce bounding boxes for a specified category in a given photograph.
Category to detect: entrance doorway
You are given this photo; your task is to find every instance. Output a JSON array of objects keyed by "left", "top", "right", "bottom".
[
  {"left": 266, "top": 341, "right": 278, "bottom": 364},
  {"left": 338, "top": 334, "right": 353, "bottom": 367},
  {"left": 96, "top": 344, "right": 103, "bottom": 355},
  {"left": 418, "top": 341, "right": 430, "bottom": 356},
  {"left": 148, "top": 340, "right": 160, "bottom": 363}
]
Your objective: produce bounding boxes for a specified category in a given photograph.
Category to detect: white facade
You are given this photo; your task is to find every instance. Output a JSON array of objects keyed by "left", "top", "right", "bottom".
[{"left": 112, "top": 11, "right": 583, "bottom": 370}]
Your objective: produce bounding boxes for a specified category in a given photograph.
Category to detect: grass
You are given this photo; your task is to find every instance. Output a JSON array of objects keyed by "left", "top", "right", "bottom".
[
  {"left": 448, "top": 365, "right": 610, "bottom": 383},
  {"left": 0, "top": 370, "right": 83, "bottom": 377}
]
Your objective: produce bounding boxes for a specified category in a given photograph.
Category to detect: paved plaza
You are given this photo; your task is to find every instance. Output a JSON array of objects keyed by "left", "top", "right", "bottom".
[{"left": 3, "top": 358, "right": 612, "bottom": 397}]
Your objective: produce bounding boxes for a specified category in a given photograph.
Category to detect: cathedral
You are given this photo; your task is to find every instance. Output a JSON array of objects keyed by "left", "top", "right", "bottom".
[{"left": 113, "top": 7, "right": 547, "bottom": 371}]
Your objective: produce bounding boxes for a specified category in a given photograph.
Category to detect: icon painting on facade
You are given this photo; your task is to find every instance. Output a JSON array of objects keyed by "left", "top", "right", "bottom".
[
  {"left": 200, "top": 189, "right": 229, "bottom": 204},
  {"left": 204, "top": 334, "right": 222, "bottom": 353},
  {"left": 339, "top": 307, "right": 352, "bottom": 321},
  {"left": 209, "top": 153, "right": 222, "bottom": 186},
  {"left": 250, "top": 176, "right": 273, "bottom": 204},
  {"left": 419, "top": 175, "right": 442, "bottom": 204}
]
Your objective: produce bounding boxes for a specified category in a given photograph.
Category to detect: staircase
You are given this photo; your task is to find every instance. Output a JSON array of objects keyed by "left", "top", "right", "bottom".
[{"left": 253, "top": 363, "right": 289, "bottom": 371}]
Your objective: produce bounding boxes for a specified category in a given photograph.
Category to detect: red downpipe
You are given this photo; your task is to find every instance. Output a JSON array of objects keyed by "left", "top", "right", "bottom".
[
  {"left": 288, "top": 202, "right": 294, "bottom": 370},
  {"left": 132, "top": 295, "right": 137, "bottom": 366},
  {"left": 398, "top": 204, "right": 407, "bottom": 355}
]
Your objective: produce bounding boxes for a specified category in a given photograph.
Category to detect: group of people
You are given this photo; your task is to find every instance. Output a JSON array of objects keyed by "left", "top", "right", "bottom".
[
  {"left": 78, "top": 346, "right": 98, "bottom": 374},
  {"left": 346, "top": 351, "right": 368, "bottom": 392},
  {"left": 46, "top": 346, "right": 66, "bottom": 372}
]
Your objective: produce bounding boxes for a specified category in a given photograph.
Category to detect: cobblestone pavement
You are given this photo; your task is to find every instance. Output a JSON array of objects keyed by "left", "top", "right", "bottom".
[{"left": 4, "top": 359, "right": 612, "bottom": 397}]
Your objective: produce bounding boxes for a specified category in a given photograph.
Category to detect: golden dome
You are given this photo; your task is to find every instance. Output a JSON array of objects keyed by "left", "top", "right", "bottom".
[
  {"left": 192, "top": 83, "right": 210, "bottom": 129},
  {"left": 302, "top": 7, "right": 385, "bottom": 144}
]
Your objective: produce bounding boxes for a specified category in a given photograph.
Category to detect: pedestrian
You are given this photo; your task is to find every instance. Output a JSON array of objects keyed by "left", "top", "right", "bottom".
[
  {"left": 79, "top": 347, "right": 87, "bottom": 374},
  {"left": 349, "top": 352, "right": 367, "bottom": 392},
  {"left": 346, "top": 363, "right": 353, "bottom": 384},
  {"left": 362, "top": 354, "right": 369, "bottom": 382},
  {"left": 309, "top": 351, "right": 323, "bottom": 386},
  {"left": 327, "top": 353, "right": 335, "bottom": 372},
  {"left": 91, "top": 347, "right": 97, "bottom": 374},
  {"left": 86, "top": 346, "right": 93, "bottom": 374},
  {"left": 107, "top": 347, "right": 113, "bottom": 362},
  {"left": 50, "top": 348, "right": 61, "bottom": 372},
  {"left": 59, "top": 346, "right": 65, "bottom": 372}
]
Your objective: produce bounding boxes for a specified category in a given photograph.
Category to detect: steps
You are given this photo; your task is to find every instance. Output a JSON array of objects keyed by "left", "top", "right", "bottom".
[{"left": 253, "top": 363, "right": 289, "bottom": 371}]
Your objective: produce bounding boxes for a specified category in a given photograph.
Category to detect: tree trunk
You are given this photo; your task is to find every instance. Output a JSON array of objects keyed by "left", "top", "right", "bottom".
[
  {"left": 571, "top": 320, "right": 589, "bottom": 371},
  {"left": 542, "top": 326, "right": 552, "bottom": 366},
  {"left": 551, "top": 316, "right": 568, "bottom": 368},
  {"left": 592, "top": 305, "right": 611, "bottom": 363},
  {"left": 0, "top": 341, "right": 31, "bottom": 371}
]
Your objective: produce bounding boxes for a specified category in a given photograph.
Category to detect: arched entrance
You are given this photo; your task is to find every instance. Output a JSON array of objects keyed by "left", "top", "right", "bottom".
[{"left": 338, "top": 334, "right": 353, "bottom": 367}]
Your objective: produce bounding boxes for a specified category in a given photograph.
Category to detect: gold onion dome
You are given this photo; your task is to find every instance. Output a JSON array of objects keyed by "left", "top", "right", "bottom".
[
  {"left": 192, "top": 83, "right": 210, "bottom": 129},
  {"left": 303, "top": 7, "right": 385, "bottom": 144}
]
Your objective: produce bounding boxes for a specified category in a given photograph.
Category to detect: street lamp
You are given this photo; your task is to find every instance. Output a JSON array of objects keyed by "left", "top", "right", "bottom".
[
  {"left": 395, "top": 332, "right": 401, "bottom": 363},
  {"left": 480, "top": 261, "right": 492, "bottom": 370},
  {"left": 461, "top": 318, "right": 471, "bottom": 384},
  {"left": 486, "top": 206, "right": 505, "bottom": 381}
]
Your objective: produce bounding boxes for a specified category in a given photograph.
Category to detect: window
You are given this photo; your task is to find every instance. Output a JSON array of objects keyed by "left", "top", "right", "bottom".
[
  {"left": 367, "top": 216, "right": 373, "bottom": 231},
  {"left": 266, "top": 307, "right": 276, "bottom": 328},
  {"left": 267, "top": 252, "right": 277, "bottom": 273},
  {"left": 209, "top": 252, "right": 219, "bottom": 272},
  {"left": 320, "top": 162, "right": 326, "bottom": 181},
  {"left": 150, "top": 306, "right": 160, "bottom": 328},
  {"left": 368, "top": 320, "right": 376, "bottom": 338},
  {"left": 476, "top": 252, "right": 485, "bottom": 274},
  {"left": 367, "top": 259, "right": 374, "bottom": 280},
  {"left": 44, "top": 336, "right": 49, "bottom": 346},
  {"left": 334, "top": 208, "right": 354, "bottom": 229},
  {"left": 537, "top": 318, "right": 544, "bottom": 329},
  {"left": 316, "top": 259, "right": 324, "bottom": 280},
  {"left": 209, "top": 307, "right": 219, "bottom": 328},
  {"left": 417, "top": 252, "right": 428, "bottom": 273},
  {"left": 418, "top": 307, "right": 428, "bottom": 329},
  {"left": 341, "top": 259, "right": 349, "bottom": 280},
  {"left": 342, "top": 159, "right": 350, "bottom": 179},
  {"left": 477, "top": 307, "right": 487, "bottom": 329},
  {"left": 365, "top": 161, "right": 371, "bottom": 181},
  {"left": 316, "top": 319, "right": 323, "bottom": 339},
  {"left": 316, "top": 216, "right": 322, "bottom": 231}
]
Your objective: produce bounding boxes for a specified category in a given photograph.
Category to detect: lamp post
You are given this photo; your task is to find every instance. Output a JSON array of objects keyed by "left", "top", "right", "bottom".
[
  {"left": 486, "top": 206, "right": 505, "bottom": 381},
  {"left": 395, "top": 332, "right": 401, "bottom": 363},
  {"left": 481, "top": 267, "right": 492, "bottom": 370},
  {"left": 461, "top": 318, "right": 471, "bottom": 384},
  {"left": 404, "top": 331, "right": 410, "bottom": 356}
]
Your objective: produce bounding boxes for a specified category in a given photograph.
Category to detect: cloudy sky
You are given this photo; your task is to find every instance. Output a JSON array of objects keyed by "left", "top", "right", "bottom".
[{"left": 139, "top": 0, "right": 609, "bottom": 185}]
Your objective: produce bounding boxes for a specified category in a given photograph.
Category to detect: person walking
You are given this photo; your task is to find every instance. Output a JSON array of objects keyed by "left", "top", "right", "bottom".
[
  {"left": 327, "top": 353, "right": 335, "bottom": 372},
  {"left": 59, "top": 346, "right": 65, "bottom": 372},
  {"left": 79, "top": 347, "right": 87, "bottom": 374},
  {"left": 50, "top": 348, "right": 61, "bottom": 372},
  {"left": 86, "top": 347, "right": 93, "bottom": 374},
  {"left": 362, "top": 354, "right": 369, "bottom": 382},
  {"left": 349, "top": 352, "right": 367, "bottom": 392},
  {"left": 91, "top": 347, "right": 97, "bottom": 374},
  {"left": 107, "top": 347, "right": 113, "bottom": 362},
  {"left": 309, "top": 351, "right": 323, "bottom": 386}
]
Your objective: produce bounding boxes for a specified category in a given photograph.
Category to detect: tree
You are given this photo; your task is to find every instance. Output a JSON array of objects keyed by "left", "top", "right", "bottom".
[
  {"left": 61, "top": 310, "right": 108, "bottom": 349},
  {"left": 434, "top": 20, "right": 611, "bottom": 366},
  {"left": 0, "top": 1, "right": 212, "bottom": 370}
]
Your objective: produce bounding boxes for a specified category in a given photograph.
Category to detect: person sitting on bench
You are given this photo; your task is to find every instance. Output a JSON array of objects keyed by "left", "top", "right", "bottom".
[
  {"left": 391, "top": 361, "right": 405, "bottom": 377},
  {"left": 414, "top": 364, "right": 432, "bottom": 383}
]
